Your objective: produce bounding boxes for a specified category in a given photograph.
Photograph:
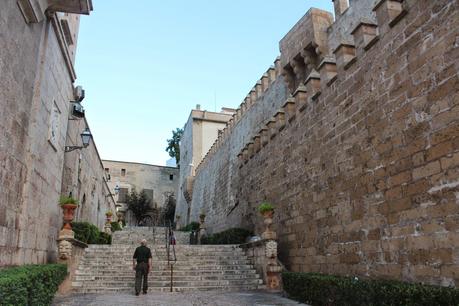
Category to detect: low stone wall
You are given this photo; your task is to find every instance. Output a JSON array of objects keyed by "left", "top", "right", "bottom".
[
  {"left": 240, "top": 239, "right": 283, "bottom": 292},
  {"left": 57, "top": 238, "right": 88, "bottom": 294}
]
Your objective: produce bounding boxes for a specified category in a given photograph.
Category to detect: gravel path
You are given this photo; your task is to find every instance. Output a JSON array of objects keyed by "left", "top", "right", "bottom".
[{"left": 53, "top": 290, "right": 307, "bottom": 306}]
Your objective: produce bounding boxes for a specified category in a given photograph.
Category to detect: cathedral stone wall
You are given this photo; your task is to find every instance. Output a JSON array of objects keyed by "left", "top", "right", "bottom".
[
  {"left": 0, "top": 1, "right": 112, "bottom": 266},
  {"left": 190, "top": 0, "right": 459, "bottom": 286},
  {"left": 61, "top": 118, "right": 116, "bottom": 230}
]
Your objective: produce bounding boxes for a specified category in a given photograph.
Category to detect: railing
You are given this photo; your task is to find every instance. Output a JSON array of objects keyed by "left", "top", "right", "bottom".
[
  {"left": 190, "top": 230, "right": 198, "bottom": 245},
  {"left": 164, "top": 220, "right": 176, "bottom": 292}
]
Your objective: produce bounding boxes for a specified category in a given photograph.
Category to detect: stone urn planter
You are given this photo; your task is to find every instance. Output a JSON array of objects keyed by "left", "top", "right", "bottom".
[
  {"left": 105, "top": 211, "right": 113, "bottom": 223},
  {"left": 258, "top": 203, "right": 276, "bottom": 240},
  {"left": 59, "top": 195, "right": 79, "bottom": 231},
  {"left": 61, "top": 204, "right": 78, "bottom": 230}
]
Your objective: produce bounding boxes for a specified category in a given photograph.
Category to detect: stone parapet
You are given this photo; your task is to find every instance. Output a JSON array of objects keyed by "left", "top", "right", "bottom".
[{"left": 195, "top": 57, "right": 284, "bottom": 173}]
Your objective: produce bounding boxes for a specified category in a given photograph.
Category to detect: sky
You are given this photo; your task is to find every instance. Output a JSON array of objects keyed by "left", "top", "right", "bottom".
[{"left": 76, "top": 1, "right": 334, "bottom": 166}]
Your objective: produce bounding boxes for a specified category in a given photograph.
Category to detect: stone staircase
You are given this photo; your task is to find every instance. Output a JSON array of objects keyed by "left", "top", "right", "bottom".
[
  {"left": 111, "top": 226, "right": 190, "bottom": 246},
  {"left": 72, "top": 227, "right": 263, "bottom": 293}
]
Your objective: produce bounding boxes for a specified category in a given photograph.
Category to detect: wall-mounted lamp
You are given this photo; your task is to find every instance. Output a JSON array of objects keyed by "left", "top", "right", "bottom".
[
  {"left": 69, "top": 86, "right": 86, "bottom": 119},
  {"left": 64, "top": 128, "right": 92, "bottom": 152},
  {"left": 114, "top": 185, "right": 120, "bottom": 195}
]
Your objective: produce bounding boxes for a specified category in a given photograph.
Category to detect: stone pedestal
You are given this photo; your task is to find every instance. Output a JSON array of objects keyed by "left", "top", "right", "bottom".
[
  {"left": 198, "top": 215, "right": 207, "bottom": 244},
  {"left": 240, "top": 238, "right": 283, "bottom": 292},
  {"left": 261, "top": 211, "right": 277, "bottom": 240},
  {"left": 56, "top": 236, "right": 88, "bottom": 294},
  {"left": 104, "top": 223, "right": 112, "bottom": 235},
  {"left": 265, "top": 240, "right": 282, "bottom": 292}
]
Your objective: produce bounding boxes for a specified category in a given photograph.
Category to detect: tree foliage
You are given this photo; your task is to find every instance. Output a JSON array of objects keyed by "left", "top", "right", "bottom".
[
  {"left": 126, "top": 189, "right": 151, "bottom": 224},
  {"left": 71, "top": 222, "right": 111, "bottom": 244},
  {"left": 159, "top": 193, "right": 176, "bottom": 226},
  {"left": 166, "top": 128, "right": 183, "bottom": 166}
]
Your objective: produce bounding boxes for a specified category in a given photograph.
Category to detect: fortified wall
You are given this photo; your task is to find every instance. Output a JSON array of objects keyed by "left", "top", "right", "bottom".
[{"left": 187, "top": 0, "right": 459, "bottom": 286}]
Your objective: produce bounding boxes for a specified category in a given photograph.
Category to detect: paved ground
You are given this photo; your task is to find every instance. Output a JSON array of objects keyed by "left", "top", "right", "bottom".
[{"left": 53, "top": 291, "right": 306, "bottom": 306}]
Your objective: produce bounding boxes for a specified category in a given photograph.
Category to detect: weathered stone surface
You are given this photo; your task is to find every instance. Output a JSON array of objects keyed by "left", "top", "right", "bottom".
[
  {"left": 0, "top": 2, "right": 113, "bottom": 266},
  {"left": 176, "top": 108, "right": 234, "bottom": 227},
  {"left": 52, "top": 291, "right": 306, "bottom": 306},
  {"left": 187, "top": 0, "right": 459, "bottom": 287},
  {"left": 103, "top": 160, "right": 179, "bottom": 226}
]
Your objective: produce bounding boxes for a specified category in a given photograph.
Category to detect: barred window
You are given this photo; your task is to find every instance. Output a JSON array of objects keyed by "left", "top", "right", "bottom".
[
  {"left": 118, "top": 187, "right": 129, "bottom": 203},
  {"left": 144, "top": 189, "right": 154, "bottom": 204}
]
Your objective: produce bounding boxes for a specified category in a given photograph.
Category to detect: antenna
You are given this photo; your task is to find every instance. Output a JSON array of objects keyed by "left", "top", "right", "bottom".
[{"left": 214, "top": 91, "right": 217, "bottom": 112}]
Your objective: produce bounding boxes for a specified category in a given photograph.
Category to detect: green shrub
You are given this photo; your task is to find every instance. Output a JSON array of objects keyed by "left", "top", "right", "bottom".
[
  {"left": 201, "top": 228, "right": 252, "bottom": 245},
  {"left": 258, "top": 202, "right": 274, "bottom": 213},
  {"left": 98, "top": 232, "right": 112, "bottom": 244},
  {"left": 59, "top": 196, "right": 78, "bottom": 205},
  {"left": 111, "top": 221, "right": 122, "bottom": 232},
  {"left": 0, "top": 264, "right": 67, "bottom": 306},
  {"left": 71, "top": 222, "right": 111, "bottom": 244},
  {"left": 282, "top": 272, "right": 459, "bottom": 306},
  {"left": 179, "top": 222, "right": 200, "bottom": 232}
]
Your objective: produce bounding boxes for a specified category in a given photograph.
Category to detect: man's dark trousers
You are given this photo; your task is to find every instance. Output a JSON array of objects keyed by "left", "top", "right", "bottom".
[{"left": 135, "top": 262, "right": 149, "bottom": 294}]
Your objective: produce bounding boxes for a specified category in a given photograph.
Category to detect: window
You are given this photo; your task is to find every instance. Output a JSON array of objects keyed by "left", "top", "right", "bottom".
[
  {"left": 144, "top": 189, "right": 154, "bottom": 205},
  {"left": 104, "top": 168, "right": 110, "bottom": 181},
  {"left": 169, "top": 174, "right": 174, "bottom": 181},
  {"left": 48, "top": 101, "right": 61, "bottom": 150},
  {"left": 118, "top": 188, "right": 128, "bottom": 203},
  {"left": 121, "top": 169, "right": 126, "bottom": 176}
]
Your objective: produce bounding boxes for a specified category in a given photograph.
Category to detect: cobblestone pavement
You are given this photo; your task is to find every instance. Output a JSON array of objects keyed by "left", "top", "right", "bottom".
[{"left": 53, "top": 290, "right": 307, "bottom": 306}]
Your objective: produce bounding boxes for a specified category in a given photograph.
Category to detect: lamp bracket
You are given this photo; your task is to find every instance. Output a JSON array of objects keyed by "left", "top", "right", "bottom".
[{"left": 64, "top": 146, "right": 84, "bottom": 153}]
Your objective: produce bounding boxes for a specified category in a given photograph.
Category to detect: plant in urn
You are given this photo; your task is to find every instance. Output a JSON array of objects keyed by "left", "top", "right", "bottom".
[
  {"left": 258, "top": 202, "right": 276, "bottom": 240},
  {"left": 59, "top": 195, "right": 79, "bottom": 239}
]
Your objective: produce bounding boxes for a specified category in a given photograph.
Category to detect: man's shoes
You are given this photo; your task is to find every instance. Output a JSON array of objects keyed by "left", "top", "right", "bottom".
[
  {"left": 135, "top": 292, "right": 140, "bottom": 296},
  {"left": 142, "top": 291, "right": 147, "bottom": 294}
]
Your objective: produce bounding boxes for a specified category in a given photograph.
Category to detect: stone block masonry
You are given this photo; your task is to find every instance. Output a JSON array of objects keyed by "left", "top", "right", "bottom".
[
  {"left": 0, "top": 1, "right": 114, "bottom": 266},
  {"left": 189, "top": 0, "right": 459, "bottom": 286}
]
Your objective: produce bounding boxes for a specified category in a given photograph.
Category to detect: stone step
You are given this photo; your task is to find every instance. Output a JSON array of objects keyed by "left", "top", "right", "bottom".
[
  {"left": 73, "top": 228, "right": 263, "bottom": 293},
  {"left": 72, "top": 279, "right": 263, "bottom": 288},
  {"left": 73, "top": 285, "right": 262, "bottom": 293},
  {"left": 75, "top": 269, "right": 257, "bottom": 276},
  {"left": 75, "top": 274, "right": 260, "bottom": 281},
  {"left": 77, "top": 265, "right": 255, "bottom": 272},
  {"left": 81, "top": 256, "right": 249, "bottom": 262},
  {"left": 83, "top": 251, "right": 245, "bottom": 256},
  {"left": 79, "top": 259, "right": 251, "bottom": 265},
  {"left": 82, "top": 253, "right": 245, "bottom": 258},
  {"left": 86, "top": 245, "right": 239, "bottom": 249},
  {"left": 84, "top": 249, "right": 240, "bottom": 253}
]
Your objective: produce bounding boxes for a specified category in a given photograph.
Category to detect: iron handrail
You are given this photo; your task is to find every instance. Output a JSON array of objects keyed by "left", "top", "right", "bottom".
[{"left": 164, "top": 220, "right": 176, "bottom": 292}]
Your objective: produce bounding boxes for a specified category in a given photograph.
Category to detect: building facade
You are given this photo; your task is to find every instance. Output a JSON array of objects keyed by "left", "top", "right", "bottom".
[
  {"left": 175, "top": 106, "right": 235, "bottom": 227},
  {"left": 186, "top": 0, "right": 459, "bottom": 287},
  {"left": 102, "top": 160, "right": 179, "bottom": 226},
  {"left": 0, "top": 0, "right": 116, "bottom": 266}
]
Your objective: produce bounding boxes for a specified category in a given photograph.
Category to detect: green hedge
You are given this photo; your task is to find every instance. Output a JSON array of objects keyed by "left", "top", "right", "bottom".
[
  {"left": 0, "top": 264, "right": 67, "bottom": 306},
  {"left": 201, "top": 228, "right": 252, "bottom": 245},
  {"left": 282, "top": 272, "right": 459, "bottom": 306},
  {"left": 71, "top": 222, "right": 111, "bottom": 244},
  {"left": 179, "top": 222, "right": 200, "bottom": 232},
  {"left": 111, "top": 221, "right": 122, "bottom": 232}
]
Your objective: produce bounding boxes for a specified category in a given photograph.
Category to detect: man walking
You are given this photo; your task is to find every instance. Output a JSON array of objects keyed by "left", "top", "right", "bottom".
[{"left": 133, "top": 239, "right": 152, "bottom": 295}]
